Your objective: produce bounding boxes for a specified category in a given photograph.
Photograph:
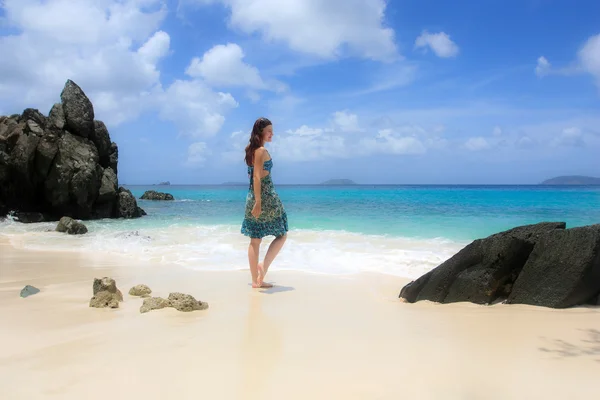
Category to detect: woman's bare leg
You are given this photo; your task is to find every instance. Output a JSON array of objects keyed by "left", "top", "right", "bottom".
[
  {"left": 248, "top": 238, "right": 261, "bottom": 286},
  {"left": 258, "top": 234, "right": 287, "bottom": 285}
]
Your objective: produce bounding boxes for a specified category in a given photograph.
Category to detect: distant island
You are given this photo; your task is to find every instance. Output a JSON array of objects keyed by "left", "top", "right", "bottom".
[
  {"left": 320, "top": 179, "right": 356, "bottom": 185},
  {"left": 153, "top": 181, "right": 171, "bottom": 186},
  {"left": 540, "top": 175, "right": 600, "bottom": 185}
]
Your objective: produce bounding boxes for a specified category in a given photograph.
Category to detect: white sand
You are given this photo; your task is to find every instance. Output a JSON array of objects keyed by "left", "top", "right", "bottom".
[{"left": 1, "top": 237, "right": 599, "bottom": 399}]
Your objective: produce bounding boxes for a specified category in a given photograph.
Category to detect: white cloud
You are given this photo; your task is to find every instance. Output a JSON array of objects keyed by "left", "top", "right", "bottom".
[
  {"left": 464, "top": 137, "right": 491, "bottom": 151},
  {"left": 187, "top": 142, "right": 211, "bottom": 165},
  {"left": 179, "top": 0, "right": 397, "bottom": 61},
  {"left": 493, "top": 126, "right": 503, "bottom": 136},
  {"left": 332, "top": 111, "right": 360, "bottom": 132},
  {"left": 578, "top": 33, "right": 600, "bottom": 86},
  {"left": 186, "top": 43, "right": 283, "bottom": 91},
  {"left": 286, "top": 125, "right": 324, "bottom": 136},
  {"left": 553, "top": 127, "right": 585, "bottom": 147},
  {"left": 158, "top": 79, "right": 238, "bottom": 138},
  {"left": 414, "top": 31, "right": 459, "bottom": 58},
  {"left": 0, "top": 0, "right": 239, "bottom": 138},
  {"left": 360, "top": 129, "right": 426, "bottom": 155},
  {"left": 535, "top": 56, "right": 551, "bottom": 77}
]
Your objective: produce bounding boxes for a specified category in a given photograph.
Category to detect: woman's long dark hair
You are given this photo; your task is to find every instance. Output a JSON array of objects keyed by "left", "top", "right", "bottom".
[{"left": 245, "top": 117, "right": 272, "bottom": 166}]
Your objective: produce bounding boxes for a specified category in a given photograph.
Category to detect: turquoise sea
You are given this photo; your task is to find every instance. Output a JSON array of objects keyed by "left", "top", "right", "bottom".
[{"left": 2, "top": 184, "right": 599, "bottom": 278}]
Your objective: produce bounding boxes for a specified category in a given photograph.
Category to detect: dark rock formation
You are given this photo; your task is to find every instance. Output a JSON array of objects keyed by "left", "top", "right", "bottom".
[
  {"left": 20, "top": 285, "right": 40, "bottom": 298},
  {"left": 90, "top": 277, "right": 123, "bottom": 309},
  {"left": 117, "top": 188, "right": 146, "bottom": 218},
  {"left": 140, "top": 190, "right": 174, "bottom": 201},
  {"left": 399, "top": 222, "right": 600, "bottom": 308},
  {"left": 506, "top": 224, "right": 600, "bottom": 308},
  {"left": 0, "top": 79, "right": 144, "bottom": 221},
  {"left": 56, "top": 216, "right": 88, "bottom": 235}
]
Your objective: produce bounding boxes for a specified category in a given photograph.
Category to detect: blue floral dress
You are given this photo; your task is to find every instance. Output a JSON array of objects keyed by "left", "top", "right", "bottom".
[{"left": 241, "top": 156, "right": 288, "bottom": 239}]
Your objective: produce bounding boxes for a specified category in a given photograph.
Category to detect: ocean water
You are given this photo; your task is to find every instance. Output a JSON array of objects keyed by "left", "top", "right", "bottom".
[{"left": 1, "top": 184, "right": 599, "bottom": 278}]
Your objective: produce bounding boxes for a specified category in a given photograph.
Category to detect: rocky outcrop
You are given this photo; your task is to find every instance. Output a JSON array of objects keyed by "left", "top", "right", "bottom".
[
  {"left": 56, "top": 216, "right": 88, "bottom": 235},
  {"left": 140, "top": 190, "right": 174, "bottom": 201},
  {"left": 140, "top": 297, "right": 171, "bottom": 314},
  {"left": 399, "top": 222, "right": 600, "bottom": 308},
  {"left": 129, "top": 284, "right": 152, "bottom": 297},
  {"left": 139, "top": 292, "right": 208, "bottom": 314},
  {"left": 90, "top": 277, "right": 123, "bottom": 309},
  {"left": 0, "top": 79, "right": 144, "bottom": 221},
  {"left": 168, "top": 292, "right": 208, "bottom": 312}
]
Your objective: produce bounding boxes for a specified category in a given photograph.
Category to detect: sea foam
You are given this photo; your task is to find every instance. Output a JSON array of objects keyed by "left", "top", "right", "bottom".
[{"left": 0, "top": 218, "right": 465, "bottom": 279}]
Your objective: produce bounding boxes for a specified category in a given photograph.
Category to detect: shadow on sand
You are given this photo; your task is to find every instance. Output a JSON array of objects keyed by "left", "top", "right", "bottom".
[
  {"left": 539, "top": 328, "right": 600, "bottom": 361},
  {"left": 247, "top": 283, "right": 295, "bottom": 294}
]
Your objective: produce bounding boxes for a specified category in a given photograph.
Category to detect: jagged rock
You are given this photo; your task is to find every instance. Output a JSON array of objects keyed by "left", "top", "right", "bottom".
[
  {"left": 90, "top": 121, "right": 112, "bottom": 168},
  {"left": 168, "top": 292, "right": 208, "bottom": 312},
  {"left": 20, "top": 285, "right": 40, "bottom": 298},
  {"left": 140, "top": 190, "right": 174, "bottom": 201},
  {"left": 60, "top": 80, "right": 94, "bottom": 138},
  {"left": 56, "top": 216, "right": 88, "bottom": 235},
  {"left": 0, "top": 79, "right": 145, "bottom": 221},
  {"left": 129, "top": 284, "right": 152, "bottom": 297},
  {"left": 48, "top": 103, "right": 65, "bottom": 130},
  {"left": 140, "top": 297, "right": 171, "bottom": 314},
  {"left": 506, "top": 224, "right": 600, "bottom": 308},
  {"left": 97, "top": 168, "right": 118, "bottom": 204},
  {"left": 90, "top": 291, "right": 120, "bottom": 308},
  {"left": 117, "top": 187, "right": 145, "bottom": 218},
  {"left": 93, "top": 277, "right": 123, "bottom": 300},
  {"left": 108, "top": 142, "right": 118, "bottom": 174},
  {"left": 90, "top": 277, "right": 123, "bottom": 308},
  {"left": 399, "top": 222, "right": 566, "bottom": 305}
]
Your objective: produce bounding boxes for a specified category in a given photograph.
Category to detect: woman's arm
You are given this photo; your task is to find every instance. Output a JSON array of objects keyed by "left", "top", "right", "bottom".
[{"left": 252, "top": 148, "right": 265, "bottom": 214}]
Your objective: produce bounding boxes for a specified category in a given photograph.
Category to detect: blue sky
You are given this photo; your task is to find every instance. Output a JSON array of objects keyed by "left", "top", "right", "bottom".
[{"left": 1, "top": 0, "right": 599, "bottom": 184}]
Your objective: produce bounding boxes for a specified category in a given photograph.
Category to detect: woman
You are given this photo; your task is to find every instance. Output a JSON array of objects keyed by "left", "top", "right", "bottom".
[{"left": 241, "top": 117, "right": 288, "bottom": 288}]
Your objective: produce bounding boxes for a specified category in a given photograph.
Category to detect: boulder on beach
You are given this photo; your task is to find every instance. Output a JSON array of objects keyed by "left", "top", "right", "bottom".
[
  {"left": 129, "top": 284, "right": 152, "bottom": 297},
  {"left": 0, "top": 79, "right": 145, "bottom": 221},
  {"left": 20, "top": 285, "right": 40, "bottom": 298},
  {"left": 90, "top": 277, "right": 123, "bottom": 309},
  {"left": 140, "top": 190, "right": 174, "bottom": 201},
  {"left": 399, "top": 222, "right": 600, "bottom": 308},
  {"left": 168, "top": 292, "right": 209, "bottom": 312},
  {"left": 140, "top": 297, "right": 171, "bottom": 314},
  {"left": 56, "top": 216, "right": 88, "bottom": 235}
]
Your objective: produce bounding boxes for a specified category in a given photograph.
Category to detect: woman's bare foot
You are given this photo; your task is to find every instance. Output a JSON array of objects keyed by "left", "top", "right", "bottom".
[{"left": 252, "top": 282, "right": 273, "bottom": 288}]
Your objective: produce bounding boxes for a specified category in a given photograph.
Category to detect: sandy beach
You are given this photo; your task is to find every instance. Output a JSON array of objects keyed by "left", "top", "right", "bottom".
[{"left": 1, "top": 237, "right": 599, "bottom": 400}]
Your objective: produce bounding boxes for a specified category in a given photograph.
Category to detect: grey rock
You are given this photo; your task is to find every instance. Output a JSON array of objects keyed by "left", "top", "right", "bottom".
[
  {"left": 129, "top": 284, "right": 152, "bottom": 297},
  {"left": 0, "top": 79, "right": 144, "bottom": 222},
  {"left": 13, "top": 211, "right": 46, "bottom": 223},
  {"left": 56, "top": 216, "right": 88, "bottom": 235},
  {"left": 140, "top": 297, "right": 171, "bottom": 314},
  {"left": 117, "top": 187, "right": 145, "bottom": 218},
  {"left": 399, "top": 222, "right": 566, "bottom": 305},
  {"left": 48, "top": 103, "right": 65, "bottom": 130},
  {"left": 60, "top": 79, "right": 94, "bottom": 138},
  {"left": 20, "top": 285, "right": 40, "bottom": 298},
  {"left": 168, "top": 292, "right": 208, "bottom": 312},
  {"left": 506, "top": 224, "right": 600, "bottom": 308},
  {"left": 90, "top": 121, "right": 112, "bottom": 168},
  {"left": 140, "top": 190, "right": 174, "bottom": 201},
  {"left": 97, "top": 167, "right": 118, "bottom": 204}
]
